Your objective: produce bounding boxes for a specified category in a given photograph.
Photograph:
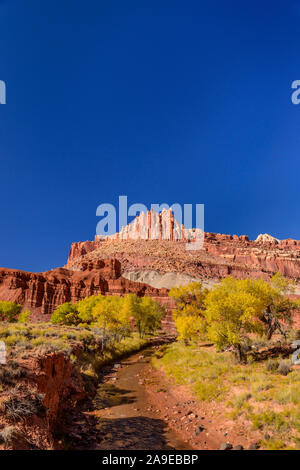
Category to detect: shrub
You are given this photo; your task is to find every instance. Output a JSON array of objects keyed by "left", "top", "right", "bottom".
[
  {"left": 193, "top": 380, "right": 226, "bottom": 401},
  {"left": 232, "top": 392, "right": 252, "bottom": 409},
  {"left": 250, "top": 410, "right": 287, "bottom": 431},
  {"left": 260, "top": 438, "right": 286, "bottom": 450},
  {"left": 3, "top": 390, "right": 44, "bottom": 421},
  {"left": 278, "top": 360, "right": 291, "bottom": 376},
  {"left": 294, "top": 330, "right": 300, "bottom": 340},
  {"left": 0, "top": 302, "right": 22, "bottom": 322},
  {"left": 265, "top": 359, "right": 279, "bottom": 372},
  {"left": 0, "top": 425, "right": 18, "bottom": 445},
  {"left": 4, "top": 334, "right": 28, "bottom": 346},
  {"left": 51, "top": 302, "right": 80, "bottom": 325},
  {"left": 17, "top": 309, "right": 31, "bottom": 324},
  {"left": 0, "top": 364, "right": 24, "bottom": 386},
  {"left": 31, "top": 337, "right": 46, "bottom": 347}
]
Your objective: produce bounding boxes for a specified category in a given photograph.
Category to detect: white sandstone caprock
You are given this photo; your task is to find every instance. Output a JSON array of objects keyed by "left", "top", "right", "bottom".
[{"left": 255, "top": 233, "right": 279, "bottom": 244}]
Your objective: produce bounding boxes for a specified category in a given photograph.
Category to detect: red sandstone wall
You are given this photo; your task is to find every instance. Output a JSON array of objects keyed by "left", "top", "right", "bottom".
[{"left": 0, "top": 260, "right": 173, "bottom": 326}]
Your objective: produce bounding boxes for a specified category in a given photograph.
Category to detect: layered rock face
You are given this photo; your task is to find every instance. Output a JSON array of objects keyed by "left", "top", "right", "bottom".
[
  {"left": 68, "top": 232, "right": 300, "bottom": 285},
  {"left": 2, "top": 209, "right": 300, "bottom": 329},
  {"left": 203, "top": 233, "right": 300, "bottom": 281},
  {"left": 66, "top": 213, "right": 300, "bottom": 328},
  {"left": 0, "top": 260, "right": 174, "bottom": 327},
  {"left": 95, "top": 208, "right": 203, "bottom": 243}
]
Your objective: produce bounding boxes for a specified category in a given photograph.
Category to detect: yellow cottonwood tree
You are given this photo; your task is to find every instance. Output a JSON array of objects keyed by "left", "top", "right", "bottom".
[
  {"left": 169, "top": 282, "right": 208, "bottom": 343},
  {"left": 204, "top": 278, "right": 264, "bottom": 361},
  {"left": 204, "top": 274, "right": 297, "bottom": 361}
]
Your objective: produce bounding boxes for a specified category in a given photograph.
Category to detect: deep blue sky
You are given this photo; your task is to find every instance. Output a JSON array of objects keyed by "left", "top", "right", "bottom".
[{"left": 1, "top": 0, "right": 300, "bottom": 272}]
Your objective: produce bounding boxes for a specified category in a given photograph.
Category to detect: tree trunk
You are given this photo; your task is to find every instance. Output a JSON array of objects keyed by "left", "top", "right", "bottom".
[{"left": 235, "top": 344, "right": 245, "bottom": 363}]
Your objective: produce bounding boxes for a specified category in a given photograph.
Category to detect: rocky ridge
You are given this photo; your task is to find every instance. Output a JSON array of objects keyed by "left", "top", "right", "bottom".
[
  {"left": 1, "top": 210, "right": 300, "bottom": 325},
  {"left": 67, "top": 233, "right": 300, "bottom": 286}
]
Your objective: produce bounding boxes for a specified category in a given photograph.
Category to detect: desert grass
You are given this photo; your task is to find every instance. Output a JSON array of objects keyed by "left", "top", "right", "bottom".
[
  {"left": 152, "top": 341, "right": 300, "bottom": 449},
  {"left": 0, "top": 322, "right": 150, "bottom": 387}
]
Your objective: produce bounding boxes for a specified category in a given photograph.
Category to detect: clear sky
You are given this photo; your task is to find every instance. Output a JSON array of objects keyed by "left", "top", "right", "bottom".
[{"left": 1, "top": 0, "right": 300, "bottom": 272}]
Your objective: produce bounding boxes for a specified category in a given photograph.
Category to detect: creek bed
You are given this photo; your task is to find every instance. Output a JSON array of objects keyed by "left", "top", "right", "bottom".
[{"left": 92, "top": 348, "right": 191, "bottom": 450}]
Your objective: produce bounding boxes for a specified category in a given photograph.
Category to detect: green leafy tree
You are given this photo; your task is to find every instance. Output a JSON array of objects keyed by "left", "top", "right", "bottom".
[
  {"left": 91, "top": 296, "right": 122, "bottom": 331},
  {"left": 169, "top": 282, "right": 207, "bottom": 315},
  {"left": 130, "top": 296, "right": 165, "bottom": 338},
  {"left": 120, "top": 294, "right": 139, "bottom": 333},
  {"left": 50, "top": 292, "right": 164, "bottom": 339},
  {"left": 77, "top": 295, "right": 105, "bottom": 324},
  {"left": 203, "top": 274, "right": 297, "bottom": 361},
  {"left": 18, "top": 308, "right": 31, "bottom": 323},
  {"left": 51, "top": 302, "right": 80, "bottom": 325},
  {"left": 237, "top": 274, "right": 296, "bottom": 340},
  {"left": 0, "top": 301, "right": 22, "bottom": 322},
  {"left": 90, "top": 296, "right": 132, "bottom": 347}
]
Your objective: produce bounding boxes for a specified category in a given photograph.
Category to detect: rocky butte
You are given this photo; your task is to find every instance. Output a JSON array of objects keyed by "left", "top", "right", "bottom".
[
  {"left": 1, "top": 209, "right": 300, "bottom": 328},
  {"left": 68, "top": 209, "right": 300, "bottom": 286}
]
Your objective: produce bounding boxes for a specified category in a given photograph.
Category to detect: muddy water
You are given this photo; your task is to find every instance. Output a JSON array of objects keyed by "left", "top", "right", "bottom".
[{"left": 92, "top": 349, "right": 191, "bottom": 450}]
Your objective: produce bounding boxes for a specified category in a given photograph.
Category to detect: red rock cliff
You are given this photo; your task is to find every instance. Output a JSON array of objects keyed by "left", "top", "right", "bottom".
[
  {"left": 0, "top": 259, "right": 173, "bottom": 323},
  {"left": 67, "top": 232, "right": 300, "bottom": 284}
]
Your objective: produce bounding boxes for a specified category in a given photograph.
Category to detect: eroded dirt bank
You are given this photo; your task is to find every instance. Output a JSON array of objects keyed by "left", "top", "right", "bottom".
[{"left": 1, "top": 339, "right": 263, "bottom": 450}]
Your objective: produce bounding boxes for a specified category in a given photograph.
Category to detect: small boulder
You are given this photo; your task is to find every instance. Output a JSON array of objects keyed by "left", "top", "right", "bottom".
[
  {"left": 248, "top": 442, "right": 260, "bottom": 450},
  {"left": 220, "top": 442, "right": 232, "bottom": 450},
  {"left": 194, "top": 426, "right": 205, "bottom": 435}
]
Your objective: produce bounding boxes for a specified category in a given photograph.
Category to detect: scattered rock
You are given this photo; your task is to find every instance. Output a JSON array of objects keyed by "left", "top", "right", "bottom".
[
  {"left": 220, "top": 442, "right": 233, "bottom": 450},
  {"left": 248, "top": 442, "right": 260, "bottom": 450},
  {"left": 194, "top": 426, "right": 205, "bottom": 435},
  {"left": 232, "top": 445, "right": 244, "bottom": 450}
]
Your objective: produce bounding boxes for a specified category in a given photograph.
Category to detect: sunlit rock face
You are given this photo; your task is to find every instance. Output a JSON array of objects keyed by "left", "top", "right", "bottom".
[
  {"left": 95, "top": 208, "right": 202, "bottom": 242},
  {"left": 2, "top": 209, "right": 300, "bottom": 330},
  {"left": 255, "top": 233, "right": 279, "bottom": 244},
  {"left": 0, "top": 260, "right": 173, "bottom": 327},
  {"left": 68, "top": 211, "right": 300, "bottom": 290}
]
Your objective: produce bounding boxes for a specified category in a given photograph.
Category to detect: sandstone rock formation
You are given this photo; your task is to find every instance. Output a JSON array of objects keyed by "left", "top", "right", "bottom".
[
  {"left": 1, "top": 210, "right": 300, "bottom": 329},
  {"left": 122, "top": 270, "right": 209, "bottom": 290},
  {"left": 255, "top": 233, "right": 279, "bottom": 244},
  {"left": 95, "top": 208, "right": 203, "bottom": 243},
  {"left": 0, "top": 260, "right": 175, "bottom": 331},
  {"left": 67, "top": 233, "right": 300, "bottom": 286},
  {"left": 65, "top": 212, "right": 300, "bottom": 329}
]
